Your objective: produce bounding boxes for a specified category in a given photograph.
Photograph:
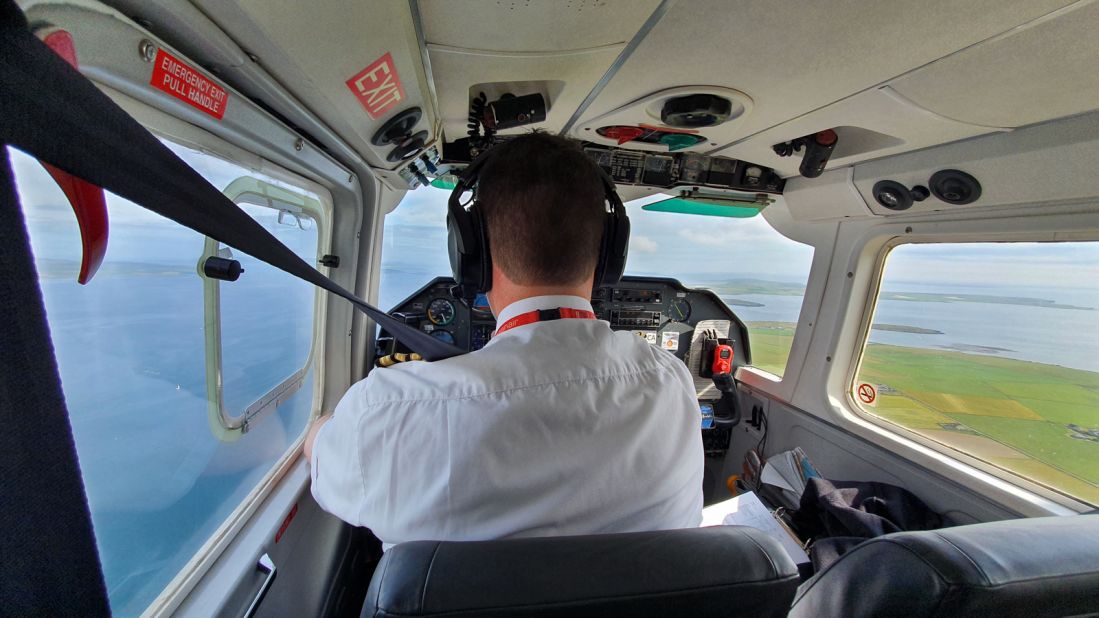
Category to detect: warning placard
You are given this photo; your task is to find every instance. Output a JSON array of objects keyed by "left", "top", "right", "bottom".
[
  {"left": 345, "top": 52, "right": 406, "bottom": 119},
  {"left": 150, "top": 49, "right": 228, "bottom": 119},
  {"left": 661, "top": 331, "right": 680, "bottom": 351}
]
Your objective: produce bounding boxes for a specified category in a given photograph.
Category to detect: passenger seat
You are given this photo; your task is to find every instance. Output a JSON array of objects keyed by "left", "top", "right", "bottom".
[
  {"left": 361, "top": 526, "right": 799, "bottom": 617},
  {"left": 789, "top": 514, "right": 1099, "bottom": 617}
]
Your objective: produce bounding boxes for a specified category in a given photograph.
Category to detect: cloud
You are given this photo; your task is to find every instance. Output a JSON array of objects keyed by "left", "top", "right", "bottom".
[{"left": 632, "top": 235, "right": 658, "bottom": 252}]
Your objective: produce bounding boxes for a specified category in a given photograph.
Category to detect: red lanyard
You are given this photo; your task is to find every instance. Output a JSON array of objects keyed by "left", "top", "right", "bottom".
[{"left": 495, "top": 307, "right": 596, "bottom": 336}]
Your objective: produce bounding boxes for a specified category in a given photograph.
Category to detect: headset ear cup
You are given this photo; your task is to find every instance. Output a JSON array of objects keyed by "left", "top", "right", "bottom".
[
  {"left": 601, "top": 212, "right": 630, "bottom": 286},
  {"left": 594, "top": 212, "right": 613, "bottom": 286},
  {"left": 592, "top": 167, "right": 630, "bottom": 287},
  {"left": 446, "top": 209, "right": 466, "bottom": 284},
  {"left": 474, "top": 205, "right": 491, "bottom": 292},
  {"left": 447, "top": 149, "right": 497, "bottom": 299},
  {"left": 447, "top": 197, "right": 488, "bottom": 298}
]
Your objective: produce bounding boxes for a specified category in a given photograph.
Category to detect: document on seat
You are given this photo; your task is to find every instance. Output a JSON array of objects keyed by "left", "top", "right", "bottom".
[{"left": 701, "top": 491, "right": 809, "bottom": 564}]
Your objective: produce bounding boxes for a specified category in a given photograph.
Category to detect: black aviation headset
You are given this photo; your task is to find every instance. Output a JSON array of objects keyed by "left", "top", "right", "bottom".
[{"left": 446, "top": 146, "right": 631, "bottom": 301}]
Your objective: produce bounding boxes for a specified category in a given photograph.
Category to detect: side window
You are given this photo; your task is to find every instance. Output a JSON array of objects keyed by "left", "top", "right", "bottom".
[
  {"left": 10, "top": 141, "right": 321, "bottom": 614},
  {"left": 853, "top": 242, "right": 1099, "bottom": 505},
  {"left": 625, "top": 197, "right": 814, "bottom": 377},
  {"left": 204, "top": 178, "right": 320, "bottom": 438}
]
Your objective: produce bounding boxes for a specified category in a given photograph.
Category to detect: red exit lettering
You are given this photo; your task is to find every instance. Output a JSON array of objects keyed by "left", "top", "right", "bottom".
[{"left": 345, "top": 53, "right": 406, "bottom": 119}]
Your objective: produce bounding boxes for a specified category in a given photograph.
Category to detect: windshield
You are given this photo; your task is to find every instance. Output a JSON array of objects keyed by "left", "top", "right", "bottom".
[{"left": 378, "top": 189, "right": 813, "bottom": 375}]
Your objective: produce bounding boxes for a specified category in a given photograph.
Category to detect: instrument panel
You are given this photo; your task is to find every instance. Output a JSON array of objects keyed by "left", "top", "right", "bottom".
[
  {"left": 378, "top": 275, "right": 751, "bottom": 376},
  {"left": 377, "top": 276, "right": 747, "bottom": 458}
]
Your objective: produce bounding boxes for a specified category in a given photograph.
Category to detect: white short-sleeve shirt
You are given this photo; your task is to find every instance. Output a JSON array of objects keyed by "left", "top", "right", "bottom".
[{"left": 310, "top": 294, "right": 703, "bottom": 548}]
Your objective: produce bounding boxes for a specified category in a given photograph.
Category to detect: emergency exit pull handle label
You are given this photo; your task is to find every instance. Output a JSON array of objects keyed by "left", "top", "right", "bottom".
[{"left": 150, "top": 49, "right": 229, "bottom": 120}]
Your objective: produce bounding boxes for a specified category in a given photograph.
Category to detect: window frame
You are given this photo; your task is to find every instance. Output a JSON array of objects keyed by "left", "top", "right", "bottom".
[
  {"left": 842, "top": 232, "right": 1099, "bottom": 510},
  {"left": 199, "top": 176, "right": 326, "bottom": 441},
  {"left": 729, "top": 207, "right": 831, "bottom": 402},
  {"left": 140, "top": 126, "right": 338, "bottom": 614}
]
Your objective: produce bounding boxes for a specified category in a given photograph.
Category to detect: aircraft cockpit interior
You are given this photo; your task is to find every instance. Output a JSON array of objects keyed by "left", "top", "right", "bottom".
[{"left": 2, "top": 0, "right": 1099, "bottom": 616}]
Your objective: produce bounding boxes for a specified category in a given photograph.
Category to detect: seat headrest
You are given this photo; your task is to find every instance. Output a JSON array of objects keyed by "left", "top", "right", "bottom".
[
  {"left": 789, "top": 514, "right": 1099, "bottom": 617},
  {"left": 362, "top": 526, "right": 800, "bottom": 617}
]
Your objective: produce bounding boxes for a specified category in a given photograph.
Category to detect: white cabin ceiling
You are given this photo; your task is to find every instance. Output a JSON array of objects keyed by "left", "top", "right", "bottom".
[{"left": 103, "top": 0, "right": 1099, "bottom": 181}]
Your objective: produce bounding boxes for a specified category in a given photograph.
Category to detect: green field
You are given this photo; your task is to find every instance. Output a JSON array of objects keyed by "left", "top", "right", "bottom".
[{"left": 745, "top": 321, "right": 1099, "bottom": 504}]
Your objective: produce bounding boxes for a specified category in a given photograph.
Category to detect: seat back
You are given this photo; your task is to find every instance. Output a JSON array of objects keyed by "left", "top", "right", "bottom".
[
  {"left": 362, "top": 526, "right": 799, "bottom": 617},
  {"left": 789, "top": 514, "right": 1099, "bottom": 617}
]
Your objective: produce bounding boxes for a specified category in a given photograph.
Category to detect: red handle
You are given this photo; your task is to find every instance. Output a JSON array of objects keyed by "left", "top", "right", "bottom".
[{"left": 35, "top": 28, "right": 109, "bottom": 285}]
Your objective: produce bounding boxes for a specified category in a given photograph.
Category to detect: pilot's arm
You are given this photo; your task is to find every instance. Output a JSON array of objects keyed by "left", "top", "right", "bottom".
[
  {"left": 305, "top": 380, "right": 371, "bottom": 526},
  {"left": 303, "top": 415, "right": 329, "bottom": 463}
]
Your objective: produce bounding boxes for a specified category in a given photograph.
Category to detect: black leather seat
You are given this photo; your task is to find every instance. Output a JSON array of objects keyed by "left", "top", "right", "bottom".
[
  {"left": 789, "top": 514, "right": 1099, "bottom": 617},
  {"left": 361, "top": 526, "right": 799, "bottom": 617}
]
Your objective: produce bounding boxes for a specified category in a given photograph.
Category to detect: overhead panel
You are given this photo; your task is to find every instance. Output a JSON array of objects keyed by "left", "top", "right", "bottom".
[
  {"left": 192, "top": 0, "right": 434, "bottom": 169},
  {"left": 417, "top": 0, "right": 660, "bottom": 140},
  {"left": 715, "top": 87, "right": 1010, "bottom": 178},
  {"left": 568, "top": 0, "right": 1072, "bottom": 153}
]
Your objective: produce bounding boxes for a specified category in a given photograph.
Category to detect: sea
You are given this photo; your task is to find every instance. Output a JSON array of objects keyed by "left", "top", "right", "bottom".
[{"left": 720, "top": 282, "right": 1099, "bottom": 373}]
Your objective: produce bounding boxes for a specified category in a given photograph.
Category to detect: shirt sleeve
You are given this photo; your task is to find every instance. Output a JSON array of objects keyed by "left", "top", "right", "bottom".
[{"left": 309, "top": 381, "right": 368, "bottom": 526}]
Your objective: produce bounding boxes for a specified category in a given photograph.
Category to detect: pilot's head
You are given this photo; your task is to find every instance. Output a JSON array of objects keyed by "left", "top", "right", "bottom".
[{"left": 477, "top": 132, "right": 607, "bottom": 307}]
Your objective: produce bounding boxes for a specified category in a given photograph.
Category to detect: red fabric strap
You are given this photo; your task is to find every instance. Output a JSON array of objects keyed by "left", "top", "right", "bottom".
[{"left": 495, "top": 307, "right": 596, "bottom": 336}]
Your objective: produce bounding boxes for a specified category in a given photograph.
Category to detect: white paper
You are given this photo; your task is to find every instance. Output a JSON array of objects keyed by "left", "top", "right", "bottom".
[
  {"left": 701, "top": 491, "right": 809, "bottom": 564},
  {"left": 760, "top": 460, "right": 799, "bottom": 494}
]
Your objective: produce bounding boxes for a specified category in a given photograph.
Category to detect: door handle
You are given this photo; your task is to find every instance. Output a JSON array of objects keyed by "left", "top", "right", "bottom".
[{"left": 243, "top": 553, "right": 277, "bottom": 618}]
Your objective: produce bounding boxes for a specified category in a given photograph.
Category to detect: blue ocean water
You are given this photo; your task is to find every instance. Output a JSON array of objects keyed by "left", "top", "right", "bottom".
[
  {"left": 40, "top": 266, "right": 315, "bottom": 615},
  {"left": 721, "top": 285, "right": 1099, "bottom": 373}
]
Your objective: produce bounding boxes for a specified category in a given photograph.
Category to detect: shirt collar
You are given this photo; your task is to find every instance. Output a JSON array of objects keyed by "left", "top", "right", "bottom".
[{"left": 493, "top": 295, "right": 594, "bottom": 336}]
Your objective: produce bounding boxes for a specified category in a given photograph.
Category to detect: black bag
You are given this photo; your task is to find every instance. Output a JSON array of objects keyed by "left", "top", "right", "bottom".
[{"left": 791, "top": 478, "right": 945, "bottom": 572}]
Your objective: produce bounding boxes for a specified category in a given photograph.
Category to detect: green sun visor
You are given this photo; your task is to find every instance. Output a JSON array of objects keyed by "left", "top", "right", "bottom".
[{"left": 641, "top": 191, "right": 774, "bottom": 218}]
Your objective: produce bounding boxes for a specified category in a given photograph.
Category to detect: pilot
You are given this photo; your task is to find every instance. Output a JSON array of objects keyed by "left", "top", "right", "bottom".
[{"left": 305, "top": 132, "right": 703, "bottom": 549}]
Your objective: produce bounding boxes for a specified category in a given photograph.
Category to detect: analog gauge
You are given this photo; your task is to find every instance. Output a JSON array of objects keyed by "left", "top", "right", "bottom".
[
  {"left": 430, "top": 329, "right": 455, "bottom": 345},
  {"left": 427, "top": 298, "right": 455, "bottom": 326},
  {"left": 668, "top": 298, "right": 692, "bottom": 322}
]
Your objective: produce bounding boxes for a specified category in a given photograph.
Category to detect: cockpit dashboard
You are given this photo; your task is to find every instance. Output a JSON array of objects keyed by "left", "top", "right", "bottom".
[{"left": 377, "top": 276, "right": 751, "bottom": 399}]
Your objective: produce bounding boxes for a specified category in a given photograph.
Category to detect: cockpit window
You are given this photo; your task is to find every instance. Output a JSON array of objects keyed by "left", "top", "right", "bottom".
[
  {"left": 853, "top": 241, "right": 1099, "bottom": 505},
  {"left": 8, "top": 142, "right": 321, "bottom": 614},
  {"left": 378, "top": 191, "right": 814, "bottom": 378},
  {"left": 624, "top": 196, "right": 814, "bottom": 377},
  {"left": 378, "top": 185, "right": 452, "bottom": 312}
]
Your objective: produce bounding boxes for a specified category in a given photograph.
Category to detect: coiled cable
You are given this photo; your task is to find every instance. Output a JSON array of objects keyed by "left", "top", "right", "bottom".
[{"left": 467, "top": 92, "right": 495, "bottom": 152}]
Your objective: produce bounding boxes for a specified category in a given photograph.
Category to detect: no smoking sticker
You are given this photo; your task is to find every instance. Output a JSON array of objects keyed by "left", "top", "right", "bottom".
[{"left": 857, "top": 383, "right": 877, "bottom": 406}]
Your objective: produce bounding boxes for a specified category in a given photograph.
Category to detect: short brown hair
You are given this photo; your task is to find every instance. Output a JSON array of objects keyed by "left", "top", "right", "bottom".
[{"left": 477, "top": 132, "right": 606, "bottom": 286}]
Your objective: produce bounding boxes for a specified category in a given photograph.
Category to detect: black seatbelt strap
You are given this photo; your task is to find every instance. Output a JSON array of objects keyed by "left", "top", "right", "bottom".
[
  {"left": 0, "top": 1, "right": 463, "bottom": 362},
  {"left": 0, "top": 147, "right": 112, "bottom": 614}
]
